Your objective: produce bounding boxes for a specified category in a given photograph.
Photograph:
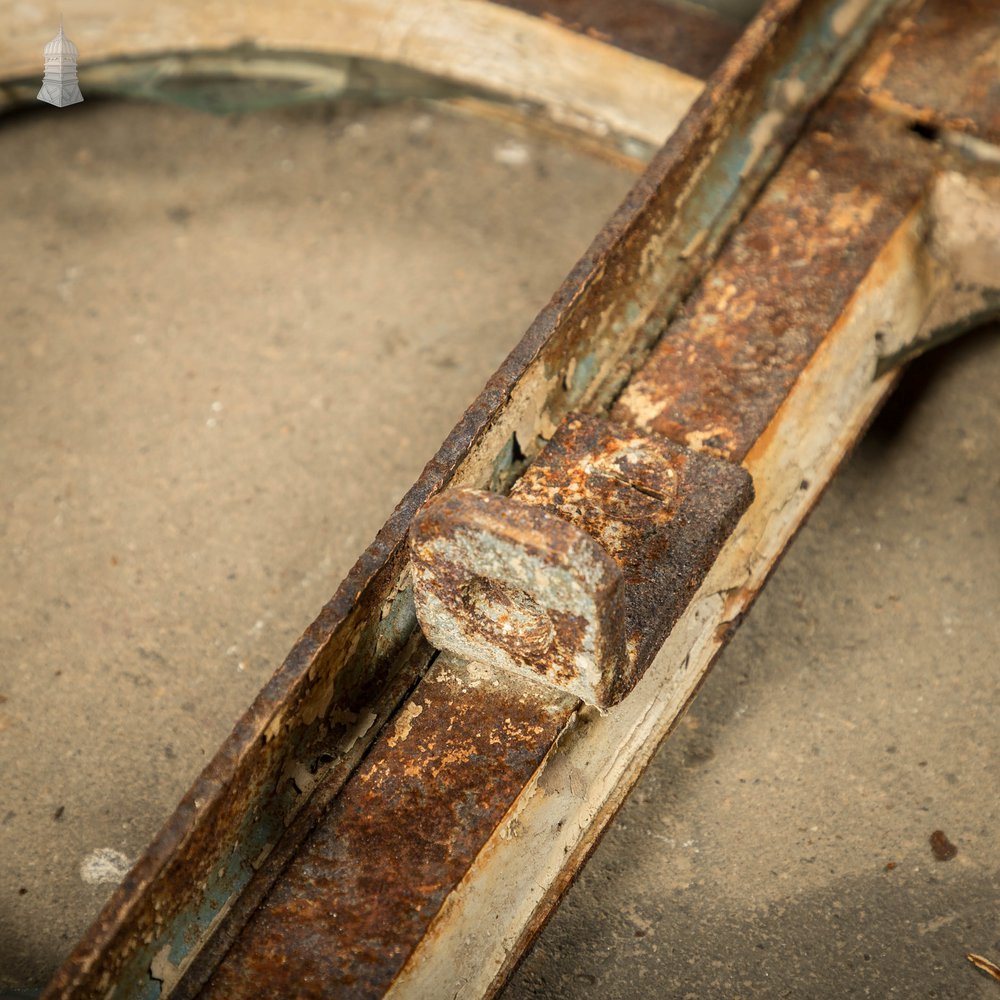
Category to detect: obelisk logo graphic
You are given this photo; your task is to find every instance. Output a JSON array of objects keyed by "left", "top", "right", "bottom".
[{"left": 38, "top": 22, "right": 84, "bottom": 108}]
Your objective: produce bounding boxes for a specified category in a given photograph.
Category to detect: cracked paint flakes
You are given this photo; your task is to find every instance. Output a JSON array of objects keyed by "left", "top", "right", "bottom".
[{"left": 386, "top": 701, "right": 423, "bottom": 749}]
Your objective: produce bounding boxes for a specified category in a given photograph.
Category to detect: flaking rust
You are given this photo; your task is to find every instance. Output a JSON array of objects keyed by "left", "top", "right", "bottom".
[
  {"left": 409, "top": 413, "right": 753, "bottom": 708},
  {"left": 612, "top": 95, "right": 939, "bottom": 461},
  {"left": 200, "top": 654, "right": 574, "bottom": 1000}
]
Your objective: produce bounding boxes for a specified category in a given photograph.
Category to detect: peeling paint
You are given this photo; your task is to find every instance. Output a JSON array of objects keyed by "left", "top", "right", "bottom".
[{"left": 387, "top": 702, "right": 423, "bottom": 748}]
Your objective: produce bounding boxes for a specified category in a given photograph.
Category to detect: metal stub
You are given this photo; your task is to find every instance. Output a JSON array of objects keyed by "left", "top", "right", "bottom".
[
  {"left": 409, "top": 488, "right": 629, "bottom": 708},
  {"left": 512, "top": 413, "right": 754, "bottom": 688},
  {"left": 409, "top": 414, "right": 754, "bottom": 708}
]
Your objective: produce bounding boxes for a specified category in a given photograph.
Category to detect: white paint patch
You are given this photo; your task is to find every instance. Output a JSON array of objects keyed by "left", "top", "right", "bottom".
[
  {"left": 493, "top": 140, "right": 530, "bottom": 167},
  {"left": 149, "top": 942, "right": 180, "bottom": 991},
  {"left": 80, "top": 847, "right": 130, "bottom": 886},
  {"left": 741, "top": 109, "right": 784, "bottom": 180},
  {"left": 387, "top": 702, "right": 423, "bottom": 748},
  {"left": 337, "top": 709, "right": 378, "bottom": 754},
  {"left": 831, "top": 0, "right": 868, "bottom": 37}
]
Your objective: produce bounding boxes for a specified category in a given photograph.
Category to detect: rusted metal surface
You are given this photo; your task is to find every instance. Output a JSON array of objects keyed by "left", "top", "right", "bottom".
[
  {"left": 384, "top": 89, "right": 1000, "bottom": 1000},
  {"left": 854, "top": 0, "right": 1000, "bottom": 145},
  {"left": 612, "top": 95, "right": 938, "bottom": 462},
  {"left": 496, "top": 0, "right": 742, "bottom": 79},
  {"left": 206, "top": 98, "right": 979, "bottom": 1000},
  {"left": 197, "top": 13, "right": 998, "bottom": 1000},
  {"left": 387, "top": 139, "right": 993, "bottom": 1000},
  {"left": 168, "top": 636, "right": 436, "bottom": 1000},
  {"left": 411, "top": 416, "right": 753, "bottom": 706},
  {"left": 200, "top": 657, "right": 575, "bottom": 1000},
  {"left": 512, "top": 414, "right": 753, "bottom": 693},
  {"left": 410, "top": 488, "right": 628, "bottom": 707},
  {"left": 40, "top": 2, "right": 903, "bottom": 997}
]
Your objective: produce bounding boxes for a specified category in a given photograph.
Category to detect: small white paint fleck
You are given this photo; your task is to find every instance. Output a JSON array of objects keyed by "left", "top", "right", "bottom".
[
  {"left": 337, "top": 710, "right": 378, "bottom": 754},
  {"left": 206, "top": 417, "right": 218, "bottom": 429},
  {"left": 409, "top": 113, "right": 433, "bottom": 136},
  {"left": 210, "top": 400, "right": 224, "bottom": 413},
  {"left": 80, "top": 848, "right": 130, "bottom": 886},
  {"left": 493, "top": 141, "right": 530, "bottom": 167}
]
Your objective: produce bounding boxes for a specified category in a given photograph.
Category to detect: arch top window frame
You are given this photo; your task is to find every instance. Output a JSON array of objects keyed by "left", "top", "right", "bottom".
[{"left": 5, "top": 1, "right": 997, "bottom": 998}]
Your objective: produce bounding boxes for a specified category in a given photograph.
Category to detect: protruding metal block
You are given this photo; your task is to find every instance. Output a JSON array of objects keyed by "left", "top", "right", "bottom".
[
  {"left": 409, "top": 414, "right": 754, "bottom": 708},
  {"left": 410, "top": 488, "right": 629, "bottom": 707}
]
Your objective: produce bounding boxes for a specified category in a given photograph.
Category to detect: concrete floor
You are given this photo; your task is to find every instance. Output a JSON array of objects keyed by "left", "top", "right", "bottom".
[{"left": 1, "top": 97, "right": 997, "bottom": 997}]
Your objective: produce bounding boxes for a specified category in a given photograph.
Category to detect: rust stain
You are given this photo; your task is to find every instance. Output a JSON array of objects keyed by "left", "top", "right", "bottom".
[
  {"left": 612, "top": 97, "right": 938, "bottom": 462},
  {"left": 929, "top": 829, "right": 958, "bottom": 862}
]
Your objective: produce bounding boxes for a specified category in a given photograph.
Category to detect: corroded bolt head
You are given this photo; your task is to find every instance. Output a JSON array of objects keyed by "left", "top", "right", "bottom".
[{"left": 409, "top": 489, "right": 628, "bottom": 708}]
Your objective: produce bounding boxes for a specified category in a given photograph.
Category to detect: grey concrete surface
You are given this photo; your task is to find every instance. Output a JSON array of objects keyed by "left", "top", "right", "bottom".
[
  {"left": 1, "top": 93, "right": 997, "bottom": 1000},
  {"left": 0, "top": 98, "right": 634, "bottom": 988}
]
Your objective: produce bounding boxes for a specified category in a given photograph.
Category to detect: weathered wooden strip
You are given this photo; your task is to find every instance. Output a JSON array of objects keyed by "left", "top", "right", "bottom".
[
  {"left": 41, "top": 2, "right": 897, "bottom": 996},
  {"left": 0, "top": 0, "right": 702, "bottom": 144}
]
